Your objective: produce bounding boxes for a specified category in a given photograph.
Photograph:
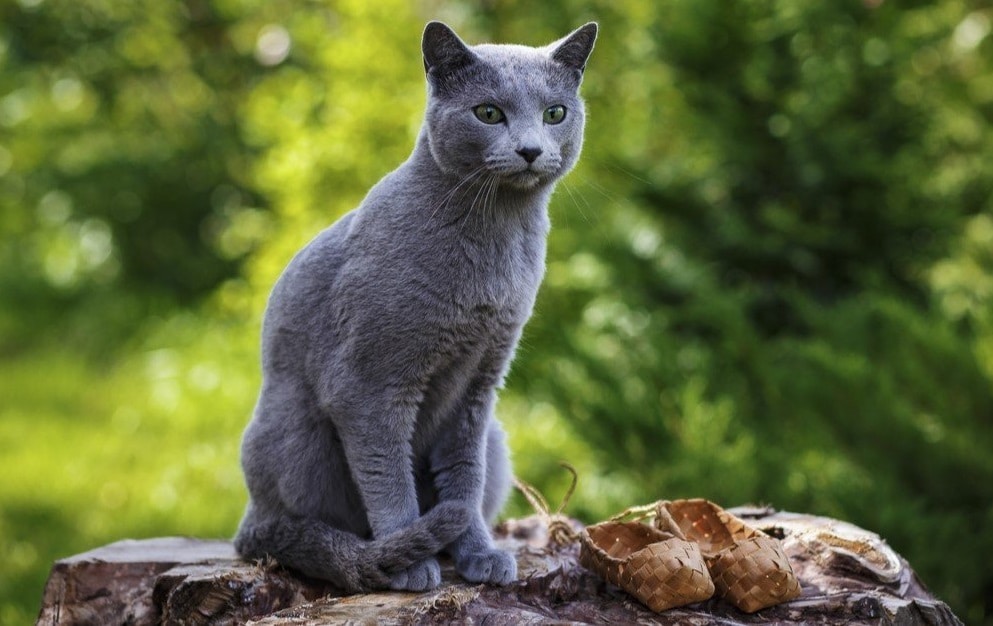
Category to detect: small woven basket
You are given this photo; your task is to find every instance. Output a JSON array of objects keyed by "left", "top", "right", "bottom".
[
  {"left": 579, "top": 520, "right": 714, "bottom": 612},
  {"left": 657, "top": 499, "right": 801, "bottom": 613}
]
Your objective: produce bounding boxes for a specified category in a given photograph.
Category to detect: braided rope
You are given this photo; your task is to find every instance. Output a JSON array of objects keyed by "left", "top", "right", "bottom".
[{"left": 512, "top": 462, "right": 580, "bottom": 546}]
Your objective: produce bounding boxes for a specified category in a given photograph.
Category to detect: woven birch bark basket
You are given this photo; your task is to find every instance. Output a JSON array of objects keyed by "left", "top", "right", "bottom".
[
  {"left": 656, "top": 499, "right": 802, "bottom": 613},
  {"left": 579, "top": 498, "right": 800, "bottom": 614},
  {"left": 579, "top": 520, "right": 714, "bottom": 612}
]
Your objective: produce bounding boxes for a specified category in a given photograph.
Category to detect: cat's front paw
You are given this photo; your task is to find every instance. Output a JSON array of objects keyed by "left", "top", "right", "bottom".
[
  {"left": 455, "top": 549, "right": 517, "bottom": 585},
  {"left": 389, "top": 557, "right": 442, "bottom": 591}
]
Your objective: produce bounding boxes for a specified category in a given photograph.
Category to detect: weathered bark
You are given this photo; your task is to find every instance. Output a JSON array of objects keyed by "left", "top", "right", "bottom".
[{"left": 36, "top": 508, "right": 962, "bottom": 625}]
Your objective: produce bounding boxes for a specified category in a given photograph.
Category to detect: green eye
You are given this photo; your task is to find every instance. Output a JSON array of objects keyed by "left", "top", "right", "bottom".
[
  {"left": 543, "top": 105, "right": 567, "bottom": 124},
  {"left": 473, "top": 104, "right": 505, "bottom": 124}
]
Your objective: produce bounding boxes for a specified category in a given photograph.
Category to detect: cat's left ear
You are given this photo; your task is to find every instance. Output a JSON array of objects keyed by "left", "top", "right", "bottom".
[{"left": 549, "top": 22, "right": 598, "bottom": 75}]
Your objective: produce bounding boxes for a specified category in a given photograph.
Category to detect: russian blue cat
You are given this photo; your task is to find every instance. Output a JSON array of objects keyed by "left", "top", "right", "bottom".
[{"left": 234, "top": 21, "right": 597, "bottom": 592}]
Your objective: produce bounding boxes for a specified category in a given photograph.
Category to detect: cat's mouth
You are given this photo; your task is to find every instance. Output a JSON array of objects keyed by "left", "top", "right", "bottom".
[
  {"left": 500, "top": 163, "right": 560, "bottom": 190},
  {"left": 508, "top": 170, "right": 543, "bottom": 189},
  {"left": 481, "top": 155, "right": 559, "bottom": 190}
]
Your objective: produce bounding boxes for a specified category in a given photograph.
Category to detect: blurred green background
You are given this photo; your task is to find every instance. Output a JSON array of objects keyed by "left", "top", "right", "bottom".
[{"left": 2, "top": 0, "right": 992, "bottom": 623}]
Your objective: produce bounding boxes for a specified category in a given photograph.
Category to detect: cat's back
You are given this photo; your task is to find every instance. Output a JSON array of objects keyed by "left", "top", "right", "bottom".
[
  {"left": 261, "top": 164, "right": 420, "bottom": 327},
  {"left": 262, "top": 207, "right": 361, "bottom": 339}
]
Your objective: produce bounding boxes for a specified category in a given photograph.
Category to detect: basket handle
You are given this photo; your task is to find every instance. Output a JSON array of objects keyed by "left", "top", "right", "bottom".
[{"left": 607, "top": 500, "right": 688, "bottom": 541}]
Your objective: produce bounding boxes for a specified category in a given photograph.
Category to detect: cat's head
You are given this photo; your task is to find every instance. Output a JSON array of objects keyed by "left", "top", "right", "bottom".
[{"left": 421, "top": 22, "right": 597, "bottom": 191}]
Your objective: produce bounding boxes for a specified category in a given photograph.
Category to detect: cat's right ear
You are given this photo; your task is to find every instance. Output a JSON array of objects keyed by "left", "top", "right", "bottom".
[{"left": 422, "top": 22, "right": 477, "bottom": 81}]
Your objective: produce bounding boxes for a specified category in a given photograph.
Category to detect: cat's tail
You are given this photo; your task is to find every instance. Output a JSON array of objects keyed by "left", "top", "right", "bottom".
[{"left": 234, "top": 501, "right": 472, "bottom": 592}]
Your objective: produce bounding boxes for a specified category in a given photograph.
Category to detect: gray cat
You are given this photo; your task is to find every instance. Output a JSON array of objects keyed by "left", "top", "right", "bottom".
[{"left": 234, "top": 20, "right": 597, "bottom": 593}]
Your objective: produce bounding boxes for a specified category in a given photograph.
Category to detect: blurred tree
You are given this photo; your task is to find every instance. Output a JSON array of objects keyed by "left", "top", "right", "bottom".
[{"left": 0, "top": 0, "right": 264, "bottom": 351}]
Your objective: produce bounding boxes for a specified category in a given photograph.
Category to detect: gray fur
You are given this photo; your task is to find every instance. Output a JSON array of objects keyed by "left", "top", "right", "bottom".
[{"left": 234, "top": 21, "right": 597, "bottom": 592}]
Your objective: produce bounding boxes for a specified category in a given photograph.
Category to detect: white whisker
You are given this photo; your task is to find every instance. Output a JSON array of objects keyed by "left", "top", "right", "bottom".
[
  {"left": 600, "top": 159, "right": 654, "bottom": 186},
  {"left": 560, "top": 180, "right": 591, "bottom": 225},
  {"left": 484, "top": 174, "right": 500, "bottom": 221},
  {"left": 572, "top": 173, "right": 623, "bottom": 207},
  {"left": 459, "top": 173, "right": 496, "bottom": 233},
  {"left": 430, "top": 165, "right": 489, "bottom": 220}
]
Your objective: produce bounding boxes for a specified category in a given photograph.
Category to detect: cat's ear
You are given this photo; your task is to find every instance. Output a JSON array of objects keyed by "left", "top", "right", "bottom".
[
  {"left": 422, "top": 22, "right": 477, "bottom": 80},
  {"left": 549, "top": 22, "right": 598, "bottom": 74}
]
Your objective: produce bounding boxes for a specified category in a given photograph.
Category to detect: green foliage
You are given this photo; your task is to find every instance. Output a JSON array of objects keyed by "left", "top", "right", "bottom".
[
  {"left": 2, "top": 0, "right": 992, "bottom": 624},
  {"left": 0, "top": 0, "right": 263, "bottom": 353}
]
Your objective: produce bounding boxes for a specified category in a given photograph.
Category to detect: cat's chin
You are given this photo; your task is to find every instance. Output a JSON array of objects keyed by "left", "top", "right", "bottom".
[{"left": 504, "top": 171, "right": 552, "bottom": 191}]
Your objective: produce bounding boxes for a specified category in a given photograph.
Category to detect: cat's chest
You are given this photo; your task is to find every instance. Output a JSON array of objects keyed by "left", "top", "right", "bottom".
[{"left": 445, "top": 230, "right": 545, "bottom": 317}]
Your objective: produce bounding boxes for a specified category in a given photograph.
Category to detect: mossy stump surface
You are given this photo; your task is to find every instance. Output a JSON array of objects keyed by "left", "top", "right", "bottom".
[{"left": 36, "top": 508, "right": 961, "bottom": 625}]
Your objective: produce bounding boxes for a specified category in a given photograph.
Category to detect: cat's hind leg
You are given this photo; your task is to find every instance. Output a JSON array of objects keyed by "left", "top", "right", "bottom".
[{"left": 481, "top": 417, "right": 513, "bottom": 524}]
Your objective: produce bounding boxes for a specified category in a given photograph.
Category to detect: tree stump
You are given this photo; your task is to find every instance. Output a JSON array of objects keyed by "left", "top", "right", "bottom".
[{"left": 36, "top": 507, "right": 962, "bottom": 625}]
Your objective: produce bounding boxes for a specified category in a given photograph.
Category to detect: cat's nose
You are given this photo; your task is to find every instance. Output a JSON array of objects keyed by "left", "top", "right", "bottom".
[{"left": 516, "top": 146, "right": 543, "bottom": 164}]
